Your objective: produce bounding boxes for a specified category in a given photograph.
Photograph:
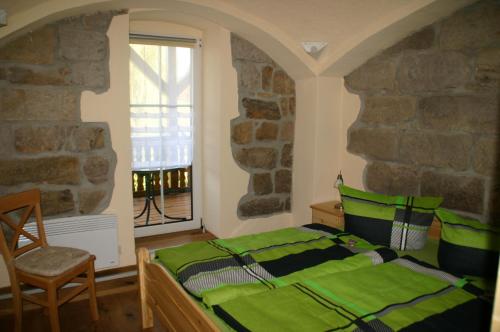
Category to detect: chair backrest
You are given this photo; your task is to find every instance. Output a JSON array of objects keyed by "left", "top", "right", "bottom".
[{"left": 0, "top": 189, "right": 47, "bottom": 266}]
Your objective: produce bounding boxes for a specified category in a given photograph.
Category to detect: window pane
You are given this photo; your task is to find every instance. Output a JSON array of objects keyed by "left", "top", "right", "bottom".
[
  {"left": 130, "top": 42, "right": 194, "bottom": 170},
  {"left": 130, "top": 44, "right": 161, "bottom": 105}
]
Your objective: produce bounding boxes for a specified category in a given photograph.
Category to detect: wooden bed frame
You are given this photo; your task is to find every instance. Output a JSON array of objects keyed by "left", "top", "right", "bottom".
[
  {"left": 137, "top": 247, "right": 218, "bottom": 331},
  {"left": 136, "top": 220, "right": 499, "bottom": 331}
]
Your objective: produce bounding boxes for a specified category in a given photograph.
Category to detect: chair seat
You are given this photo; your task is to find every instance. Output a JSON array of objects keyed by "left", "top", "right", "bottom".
[{"left": 15, "top": 246, "right": 90, "bottom": 277}]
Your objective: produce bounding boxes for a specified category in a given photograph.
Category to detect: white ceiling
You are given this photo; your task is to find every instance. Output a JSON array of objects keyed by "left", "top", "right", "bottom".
[
  {"left": 218, "top": 0, "right": 410, "bottom": 50},
  {"left": 0, "top": 0, "right": 476, "bottom": 77}
]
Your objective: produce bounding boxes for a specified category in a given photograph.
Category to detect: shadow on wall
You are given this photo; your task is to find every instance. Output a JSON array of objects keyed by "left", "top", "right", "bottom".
[{"left": 343, "top": 0, "right": 500, "bottom": 223}]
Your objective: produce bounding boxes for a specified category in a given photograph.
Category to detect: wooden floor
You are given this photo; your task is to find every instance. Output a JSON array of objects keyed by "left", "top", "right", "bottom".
[
  {"left": 0, "top": 290, "right": 166, "bottom": 332},
  {"left": 133, "top": 192, "right": 192, "bottom": 227},
  {"left": 0, "top": 229, "right": 216, "bottom": 332}
]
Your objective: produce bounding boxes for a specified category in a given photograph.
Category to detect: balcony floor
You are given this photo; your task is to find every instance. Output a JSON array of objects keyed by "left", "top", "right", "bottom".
[{"left": 133, "top": 192, "right": 192, "bottom": 227}]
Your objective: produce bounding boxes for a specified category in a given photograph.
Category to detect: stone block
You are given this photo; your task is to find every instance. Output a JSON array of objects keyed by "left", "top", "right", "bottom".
[
  {"left": 0, "top": 156, "right": 80, "bottom": 185},
  {"left": 289, "top": 97, "right": 296, "bottom": 115},
  {"left": 60, "top": 12, "right": 115, "bottom": 33},
  {"left": 83, "top": 155, "right": 110, "bottom": 184},
  {"left": 273, "top": 70, "right": 295, "bottom": 95},
  {"left": 345, "top": 56, "right": 397, "bottom": 93},
  {"left": 239, "top": 197, "right": 283, "bottom": 217},
  {"left": 348, "top": 127, "right": 399, "bottom": 161},
  {"left": 1, "top": 88, "right": 79, "bottom": 121},
  {"left": 279, "top": 97, "right": 289, "bottom": 117},
  {"left": 366, "top": 162, "right": 419, "bottom": 196},
  {"left": 59, "top": 28, "right": 107, "bottom": 61},
  {"left": 41, "top": 190, "right": 75, "bottom": 216},
  {"left": 280, "top": 121, "right": 294, "bottom": 141},
  {"left": 243, "top": 98, "right": 281, "bottom": 120},
  {"left": 421, "top": 171, "right": 484, "bottom": 214},
  {"left": 79, "top": 190, "right": 106, "bottom": 214},
  {"left": 252, "top": 173, "right": 273, "bottom": 195},
  {"left": 475, "top": 48, "right": 500, "bottom": 83},
  {"left": 397, "top": 52, "right": 472, "bottom": 93},
  {"left": 236, "top": 61, "right": 260, "bottom": 91},
  {"left": 399, "top": 132, "right": 472, "bottom": 171},
  {"left": 0, "top": 26, "right": 56, "bottom": 64},
  {"left": 235, "top": 148, "right": 277, "bottom": 170},
  {"left": 281, "top": 144, "right": 293, "bottom": 167},
  {"left": 83, "top": 12, "right": 116, "bottom": 32},
  {"left": 362, "top": 96, "right": 416, "bottom": 126},
  {"left": 256, "top": 122, "right": 278, "bottom": 141},
  {"left": 440, "top": 1, "right": 500, "bottom": 50},
  {"left": 0, "top": 89, "right": 25, "bottom": 119},
  {"left": 231, "top": 121, "right": 253, "bottom": 145},
  {"left": 262, "top": 66, "right": 273, "bottom": 91},
  {"left": 15, "top": 126, "right": 65, "bottom": 153},
  {"left": 275, "top": 169, "right": 291, "bottom": 193},
  {"left": 231, "top": 34, "right": 274, "bottom": 64},
  {"left": 7, "top": 66, "right": 71, "bottom": 85},
  {"left": 0, "top": 126, "right": 13, "bottom": 156},
  {"left": 419, "top": 95, "right": 497, "bottom": 134},
  {"left": 70, "top": 61, "right": 108, "bottom": 90},
  {"left": 473, "top": 137, "right": 498, "bottom": 176},
  {"left": 0, "top": 68, "right": 6, "bottom": 80},
  {"left": 383, "top": 26, "right": 435, "bottom": 56},
  {"left": 68, "top": 126, "right": 106, "bottom": 152}
]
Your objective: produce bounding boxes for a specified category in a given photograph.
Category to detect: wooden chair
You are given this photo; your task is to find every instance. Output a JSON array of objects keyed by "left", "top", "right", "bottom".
[{"left": 0, "top": 189, "right": 99, "bottom": 332}]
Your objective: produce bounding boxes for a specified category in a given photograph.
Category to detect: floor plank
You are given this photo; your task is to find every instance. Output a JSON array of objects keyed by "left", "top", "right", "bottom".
[
  {"left": 133, "top": 192, "right": 192, "bottom": 227},
  {"left": 0, "top": 290, "right": 166, "bottom": 332}
]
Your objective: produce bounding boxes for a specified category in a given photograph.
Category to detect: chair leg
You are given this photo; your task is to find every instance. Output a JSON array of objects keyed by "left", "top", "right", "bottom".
[
  {"left": 47, "top": 285, "right": 61, "bottom": 332},
  {"left": 11, "top": 284, "right": 23, "bottom": 332},
  {"left": 87, "top": 260, "right": 99, "bottom": 321}
]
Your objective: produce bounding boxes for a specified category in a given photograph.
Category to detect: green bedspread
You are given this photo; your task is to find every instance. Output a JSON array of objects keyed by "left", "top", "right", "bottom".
[{"left": 155, "top": 224, "right": 492, "bottom": 331}]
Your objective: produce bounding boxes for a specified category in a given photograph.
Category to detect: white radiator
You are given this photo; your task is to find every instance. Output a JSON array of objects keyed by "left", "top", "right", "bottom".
[{"left": 19, "top": 214, "right": 119, "bottom": 270}]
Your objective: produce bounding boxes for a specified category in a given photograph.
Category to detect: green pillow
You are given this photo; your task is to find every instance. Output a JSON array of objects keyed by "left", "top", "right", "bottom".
[
  {"left": 436, "top": 208, "right": 499, "bottom": 277},
  {"left": 339, "top": 185, "right": 442, "bottom": 250}
]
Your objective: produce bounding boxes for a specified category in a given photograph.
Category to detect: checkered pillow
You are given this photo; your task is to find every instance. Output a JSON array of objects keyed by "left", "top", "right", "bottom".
[{"left": 339, "top": 185, "right": 442, "bottom": 250}]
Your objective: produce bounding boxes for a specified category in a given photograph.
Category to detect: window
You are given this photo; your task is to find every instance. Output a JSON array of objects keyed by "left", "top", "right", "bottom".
[{"left": 129, "top": 35, "right": 195, "bottom": 170}]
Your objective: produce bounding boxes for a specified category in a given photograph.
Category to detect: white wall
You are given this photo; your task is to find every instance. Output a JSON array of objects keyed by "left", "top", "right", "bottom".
[
  {"left": 291, "top": 77, "right": 366, "bottom": 229},
  {"left": 80, "top": 14, "right": 136, "bottom": 269}
]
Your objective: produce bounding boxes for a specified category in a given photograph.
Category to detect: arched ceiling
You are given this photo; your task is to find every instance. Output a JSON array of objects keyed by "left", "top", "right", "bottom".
[{"left": 0, "top": 0, "right": 476, "bottom": 78}]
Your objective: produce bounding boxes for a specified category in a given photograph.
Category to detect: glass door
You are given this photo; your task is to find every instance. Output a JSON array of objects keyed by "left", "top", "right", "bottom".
[{"left": 129, "top": 35, "right": 201, "bottom": 237}]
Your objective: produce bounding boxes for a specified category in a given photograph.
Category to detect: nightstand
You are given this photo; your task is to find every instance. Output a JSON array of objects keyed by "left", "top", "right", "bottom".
[{"left": 310, "top": 201, "right": 344, "bottom": 230}]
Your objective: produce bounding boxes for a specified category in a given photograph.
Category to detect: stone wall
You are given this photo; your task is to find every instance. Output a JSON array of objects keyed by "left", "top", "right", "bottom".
[
  {"left": 0, "top": 12, "right": 120, "bottom": 217},
  {"left": 345, "top": 0, "right": 500, "bottom": 222},
  {"left": 230, "top": 34, "right": 295, "bottom": 218}
]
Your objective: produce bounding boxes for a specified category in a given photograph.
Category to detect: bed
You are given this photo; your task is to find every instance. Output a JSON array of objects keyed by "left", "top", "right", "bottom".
[{"left": 137, "top": 221, "right": 496, "bottom": 331}]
